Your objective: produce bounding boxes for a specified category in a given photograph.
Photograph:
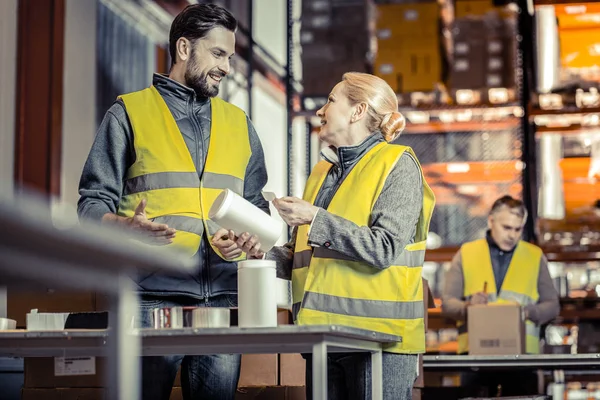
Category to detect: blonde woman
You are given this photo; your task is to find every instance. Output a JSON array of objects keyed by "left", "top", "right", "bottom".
[{"left": 226, "top": 72, "right": 435, "bottom": 399}]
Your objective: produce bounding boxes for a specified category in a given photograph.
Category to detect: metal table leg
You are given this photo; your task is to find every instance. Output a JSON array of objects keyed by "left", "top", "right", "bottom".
[
  {"left": 107, "top": 272, "right": 139, "bottom": 400},
  {"left": 0, "top": 286, "right": 6, "bottom": 318},
  {"left": 312, "top": 342, "right": 328, "bottom": 400},
  {"left": 371, "top": 349, "right": 383, "bottom": 400}
]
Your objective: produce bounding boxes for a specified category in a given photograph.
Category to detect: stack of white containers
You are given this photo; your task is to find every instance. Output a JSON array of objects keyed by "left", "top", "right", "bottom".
[{"left": 209, "top": 189, "right": 287, "bottom": 328}]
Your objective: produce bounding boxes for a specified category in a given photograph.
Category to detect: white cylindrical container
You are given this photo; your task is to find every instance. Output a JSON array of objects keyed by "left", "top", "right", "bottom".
[
  {"left": 209, "top": 189, "right": 283, "bottom": 252},
  {"left": 535, "top": 5, "right": 560, "bottom": 93},
  {"left": 538, "top": 133, "right": 565, "bottom": 220},
  {"left": 237, "top": 260, "right": 277, "bottom": 328}
]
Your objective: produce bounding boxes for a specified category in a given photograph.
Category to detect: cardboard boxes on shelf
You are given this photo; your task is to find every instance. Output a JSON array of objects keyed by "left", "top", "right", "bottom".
[
  {"left": 555, "top": 3, "right": 600, "bottom": 80},
  {"left": 450, "top": 14, "right": 516, "bottom": 93},
  {"left": 301, "top": 1, "right": 373, "bottom": 96},
  {"left": 455, "top": 0, "right": 502, "bottom": 18},
  {"left": 374, "top": 1, "right": 441, "bottom": 93}
]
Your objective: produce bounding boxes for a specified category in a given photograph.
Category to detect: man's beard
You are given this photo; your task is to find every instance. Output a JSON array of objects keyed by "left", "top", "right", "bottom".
[
  {"left": 185, "top": 70, "right": 218, "bottom": 98},
  {"left": 184, "top": 54, "right": 222, "bottom": 98}
]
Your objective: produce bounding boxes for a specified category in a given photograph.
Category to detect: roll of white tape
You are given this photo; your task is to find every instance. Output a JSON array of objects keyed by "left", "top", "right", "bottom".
[{"left": 209, "top": 189, "right": 283, "bottom": 252}]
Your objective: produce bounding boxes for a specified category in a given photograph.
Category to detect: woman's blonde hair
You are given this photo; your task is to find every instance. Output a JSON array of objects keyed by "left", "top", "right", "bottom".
[{"left": 341, "top": 72, "right": 406, "bottom": 142}]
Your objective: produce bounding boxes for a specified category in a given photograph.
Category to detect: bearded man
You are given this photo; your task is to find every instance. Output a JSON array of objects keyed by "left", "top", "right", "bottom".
[{"left": 77, "top": 4, "right": 269, "bottom": 399}]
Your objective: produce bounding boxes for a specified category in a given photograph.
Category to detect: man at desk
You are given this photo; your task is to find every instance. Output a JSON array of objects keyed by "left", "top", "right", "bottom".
[{"left": 442, "top": 195, "right": 559, "bottom": 395}]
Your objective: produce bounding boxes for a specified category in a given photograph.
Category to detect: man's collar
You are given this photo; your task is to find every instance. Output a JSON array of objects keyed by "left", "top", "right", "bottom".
[{"left": 152, "top": 73, "right": 210, "bottom": 105}]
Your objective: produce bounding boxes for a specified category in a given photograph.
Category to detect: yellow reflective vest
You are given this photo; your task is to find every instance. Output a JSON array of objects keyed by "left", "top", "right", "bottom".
[
  {"left": 117, "top": 86, "right": 250, "bottom": 260},
  {"left": 457, "top": 238, "right": 542, "bottom": 354},
  {"left": 292, "top": 142, "right": 435, "bottom": 354}
]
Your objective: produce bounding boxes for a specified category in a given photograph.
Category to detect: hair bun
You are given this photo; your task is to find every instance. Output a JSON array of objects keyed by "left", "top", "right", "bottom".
[{"left": 380, "top": 111, "right": 406, "bottom": 142}]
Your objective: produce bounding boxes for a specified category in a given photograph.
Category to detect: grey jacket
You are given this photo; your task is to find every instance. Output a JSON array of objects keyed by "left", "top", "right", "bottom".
[
  {"left": 441, "top": 238, "right": 560, "bottom": 326},
  {"left": 77, "top": 74, "right": 269, "bottom": 300},
  {"left": 268, "top": 133, "right": 425, "bottom": 278}
]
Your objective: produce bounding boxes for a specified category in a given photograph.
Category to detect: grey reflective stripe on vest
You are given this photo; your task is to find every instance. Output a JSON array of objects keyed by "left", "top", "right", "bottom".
[
  {"left": 394, "top": 249, "right": 426, "bottom": 267},
  {"left": 152, "top": 216, "right": 222, "bottom": 237},
  {"left": 312, "top": 247, "right": 354, "bottom": 261},
  {"left": 153, "top": 215, "right": 203, "bottom": 235},
  {"left": 499, "top": 290, "right": 535, "bottom": 306},
  {"left": 202, "top": 172, "right": 244, "bottom": 195},
  {"left": 302, "top": 291, "right": 424, "bottom": 320},
  {"left": 459, "top": 321, "right": 539, "bottom": 337},
  {"left": 206, "top": 219, "right": 222, "bottom": 236},
  {"left": 312, "top": 247, "right": 424, "bottom": 267},
  {"left": 124, "top": 172, "right": 200, "bottom": 195},
  {"left": 293, "top": 249, "right": 312, "bottom": 270}
]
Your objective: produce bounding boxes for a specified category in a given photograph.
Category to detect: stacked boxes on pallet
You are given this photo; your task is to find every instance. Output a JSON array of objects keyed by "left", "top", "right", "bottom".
[
  {"left": 374, "top": 0, "right": 441, "bottom": 93},
  {"left": 301, "top": 0, "right": 374, "bottom": 97},
  {"left": 450, "top": 0, "right": 516, "bottom": 96}
]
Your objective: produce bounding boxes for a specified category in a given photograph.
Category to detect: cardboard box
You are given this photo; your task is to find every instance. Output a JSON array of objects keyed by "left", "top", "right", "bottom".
[
  {"left": 455, "top": 0, "right": 497, "bottom": 18},
  {"left": 280, "top": 353, "right": 306, "bottom": 386},
  {"left": 172, "top": 310, "right": 291, "bottom": 388},
  {"left": 375, "top": 43, "right": 441, "bottom": 93},
  {"left": 286, "top": 386, "right": 306, "bottom": 400},
  {"left": 560, "top": 28, "right": 600, "bottom": 69},
  {"left": 236, "top": 387, "right": 305, "bottom": 399},
  {"left": 237, "top": 310, "right": 293, "bottom": 387},
  {"left": 21, "top": 388, "right": 105, "bottom": 400},
  {"left": 450, "top": 55, "right": 486, "bottom": 89},
  {"left": 25, "top": 357, "right": 105, "bottom": 388},
  {"left": 278, "top": 309, "right": 292, "bottom": 325},
  {"left": 376, "top": 2, "right": 439, "bottom": 37},
  {"left": 450, "top": 15, "right": 516, "bottom": 91},
  {"left": 176, "top": 386, "right": 306, "bottom": 400},
  {"left": 235, "top": 387, "right": 286, "bottom": 399},
  {"left": 467, "top": 304, "right": 525, "bottom": 355},
  {"left": 238, "top": 355, "right": 279, "bottom": 387}
]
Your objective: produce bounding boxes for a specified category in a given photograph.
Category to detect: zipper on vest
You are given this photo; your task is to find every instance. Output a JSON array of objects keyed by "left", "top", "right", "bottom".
[
  {"left": 190, "top": 96, "right": 211, "bottom": 301},
  {"left": 322, "top": 165, "right": 344, "bottom": 209},
  {"left": 189, "top": 97, "right": 205, "bottom": 178},
  {"left": 201, "top": 243, "right": 211, "bottom": 303}
]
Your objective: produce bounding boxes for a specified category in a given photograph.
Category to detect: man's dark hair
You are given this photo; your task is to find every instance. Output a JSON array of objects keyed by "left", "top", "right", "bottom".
[
  {"left": 489, "top": 195, "right": 528, "bottom": 221},
  {"left": 169, "top": 3, "right": 237, "bottom": 63}
]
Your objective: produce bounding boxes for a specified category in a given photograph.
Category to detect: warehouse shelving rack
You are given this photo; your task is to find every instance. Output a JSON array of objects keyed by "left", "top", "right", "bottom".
[
  {"left": 285, "top": 0, "right": 600, "bottom": 262},
  {"left": 286, "top": 0, "right": 537, "bottom": 248}
]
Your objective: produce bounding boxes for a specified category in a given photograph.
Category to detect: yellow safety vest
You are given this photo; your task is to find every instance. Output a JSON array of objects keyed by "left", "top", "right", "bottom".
[
  {"left": 457, "top": 239, "right": 542, "bottom": 354},
  {"left": 117, "top": 86, "right": 250, "bottom": 260},
  {"left": 292, "top": 142, "right": 435, "bottom": 354}
]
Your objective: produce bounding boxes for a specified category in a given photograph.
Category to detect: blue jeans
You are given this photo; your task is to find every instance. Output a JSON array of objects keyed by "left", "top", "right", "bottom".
[
  {"left": 305, "top": 352, "right": 418, "bottom": 400},
  {"left": 138, "top": 294, "right": 241, "bottom": 400}
]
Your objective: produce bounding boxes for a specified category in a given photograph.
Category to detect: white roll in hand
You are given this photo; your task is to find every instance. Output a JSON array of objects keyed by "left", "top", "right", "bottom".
[{"left": 208, "top": 189, "right": 283, "bottom": 252}]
